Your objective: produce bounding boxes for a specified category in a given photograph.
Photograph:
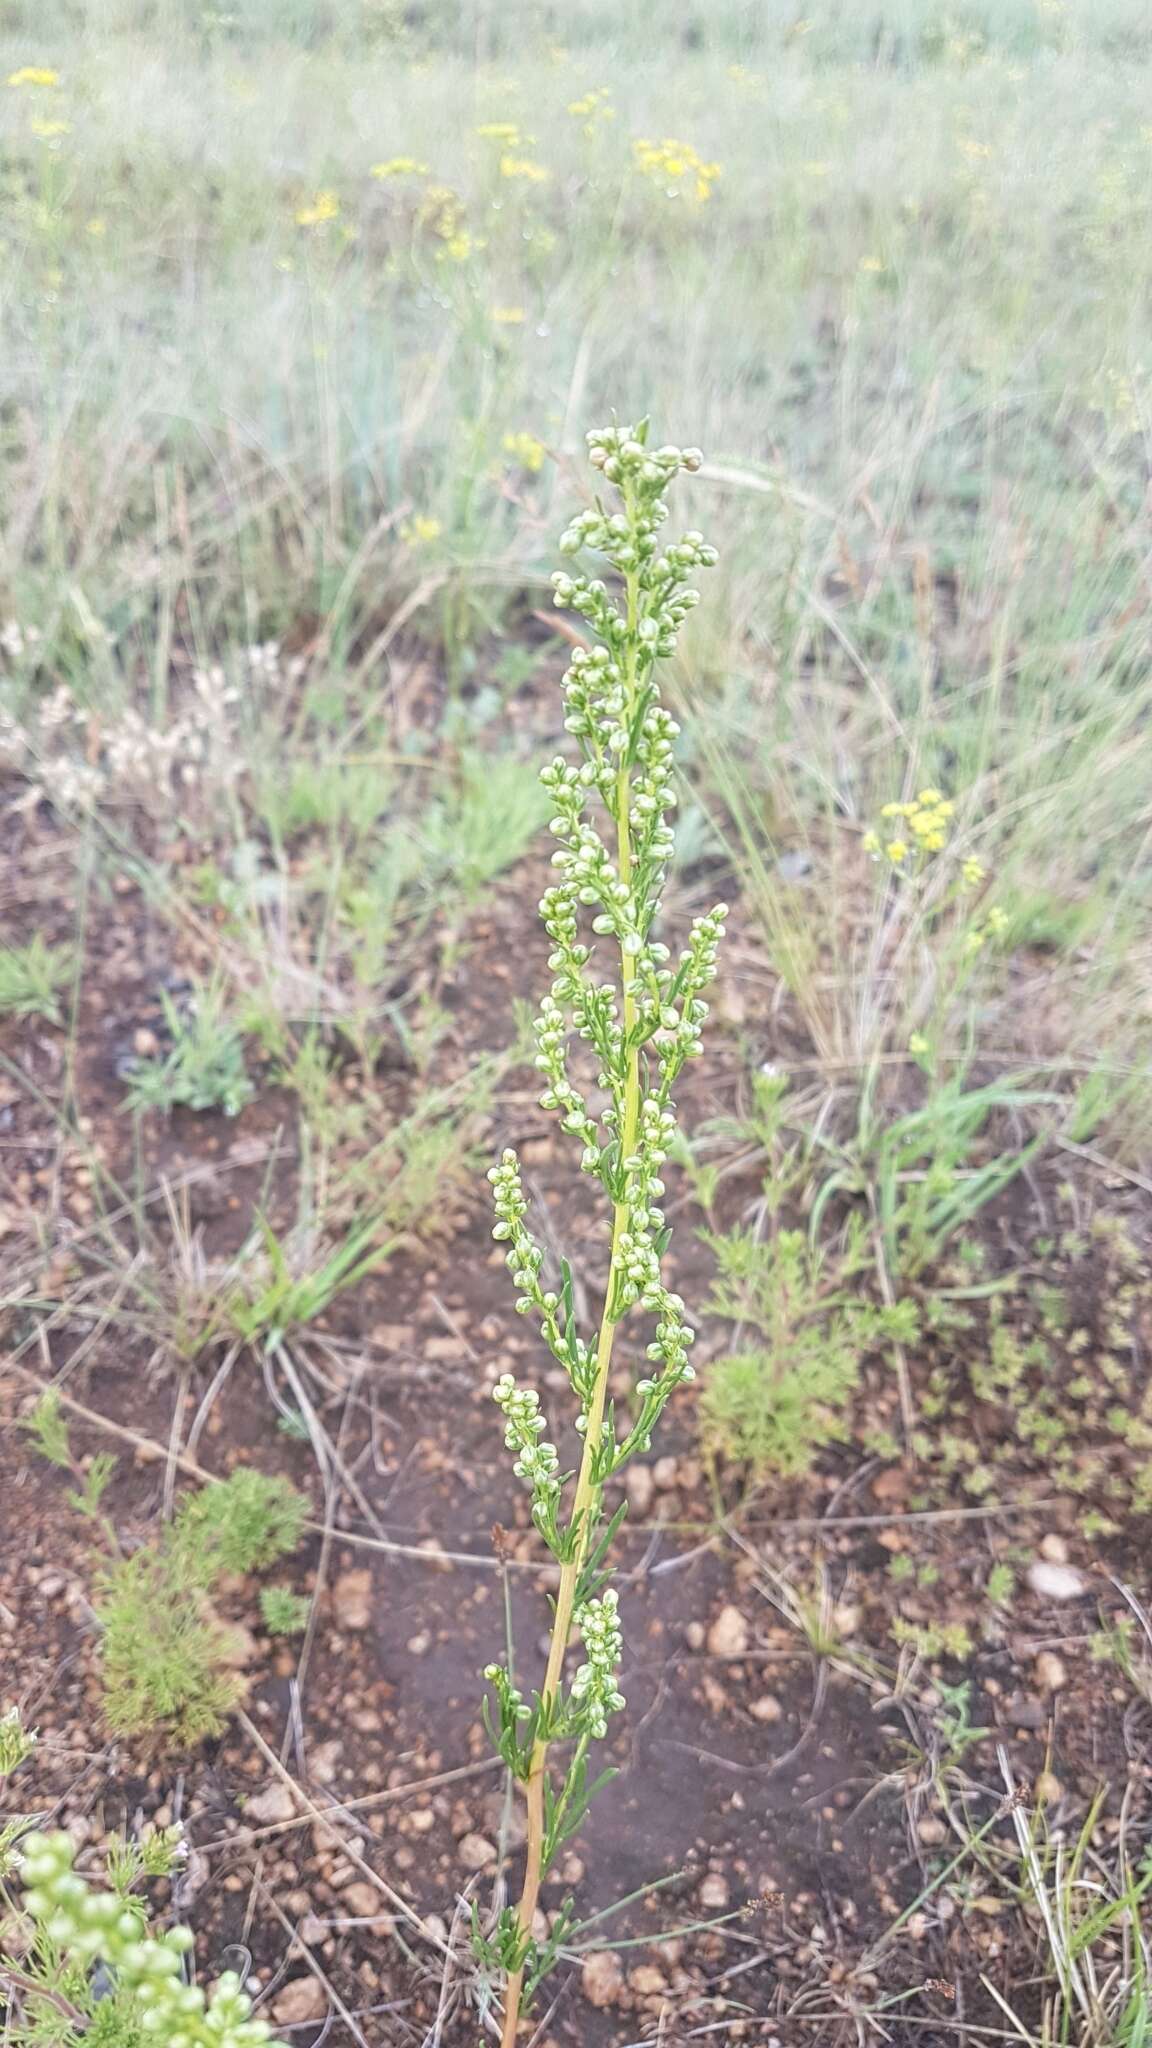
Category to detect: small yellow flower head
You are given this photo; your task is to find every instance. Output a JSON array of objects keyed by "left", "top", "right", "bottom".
[
  {"left": 886, "top": 839, "right": 909, "bottom": 864},
  {"left": 633, "top": 137, "right": 721, "bottom": 203},
  {"left": 401, "top": 515, "right": 442, "bottom": 546},
  {"left": 7, "top": 67, "right": 59, "bottom": 88},
  {"left": 862, "top": 829, "right": 880, "bottom": 856},
  {"left": 961, "top": 856, "right": 986, "bottom": 887},
  {"left": 437, "top": 229, "right": 477, "bottom": 263},
  {"left": 859, "top": 254, "right": 885, "bottom": 273},
  {"left": 85, "top": 217, "right": 106, "bottom": 237},
  {"left": 370, "top": 156, "right": 429, "bottom": 179},
  {"left": 504, "top": 431, "right": 546, "bottom": 473},
  {"left": 476, "top": 121, "right": 521, "bottom": 144},
  {"left": 499, "top": 155, "right": 549, "bottom": 182},
  {"left": 964, "top": 927, "right": 986, "bottom": 954},
  {"left": 491, "top": 305, "right": 526, "bottom": 325},
  {"left": 908, "top": 1032, "right": 929, "bottom": 1056},
  {"left": 880, "top": 800, "right": 911, "bottom": 819},
  {"left": 295, "top": 189, "right": 340, "bottom": 227},
  {"left": 567, "top": 87, "right": 615, "bottom": 136},
  {"left": 986, "top": 906, "right": 1009, "bottom": 937}
]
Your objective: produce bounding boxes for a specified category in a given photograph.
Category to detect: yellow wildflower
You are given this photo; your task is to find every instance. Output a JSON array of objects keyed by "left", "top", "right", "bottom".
[
  {"left": 916, "top": 787, "right": 943, "bottom": 805},
  {"left": 986, "top": 906, "right": 1009, "bottom": 937},
  {"left": 7, "top": 67, "right": 59, "bottom": 88},
  {"left": 964, "top": 928, "right": 986, "bottom": 954},
  {"left": 401, "top": 515, "right": 442, "bottom": 546},
  {"left": 859, "top": 255, "right": 885, "bottom": 272},
  {"left": 908, "top": 1033, "right": 929, "bottom": 1056},
  {"left": 880, "top": 800, "right": 911, "bottom": 819},
  {"left": 886, "top": 840, "right": 909, "bottom": 864},
  {"left": 504, "top": 431, "right": 546, "bottom": 473},
  {"left": 567, "top": 87, "right": 615, "bottom": 135},
  {"left": 476, "top": 121, "right": 520, "bottom": 143},
  {"left": 370, "top": 156, "right": 429, "bottom": 178},
  {"left": 961, "top": 857, "right": 986, "bottom": 887},
  {"left": 862, "top": 829, "right": 880, "bottom": 856},
  {"left": 437, "top": 230, "right": 476, "bottom": 263},
  {"left": 85, "top": 217, "right": 106, "bottom": 237},
  {"left": 491, "top": 305, "right": 526, "bottom": 324},
  {"left": 633, "top": 137, "right": 721, "bottom": 203},
  {"left": 295, "top": 190, "right": 340, "bottom": 227},
  {"left": 499, "top": 155, "right": 549, "bottom": 182}
]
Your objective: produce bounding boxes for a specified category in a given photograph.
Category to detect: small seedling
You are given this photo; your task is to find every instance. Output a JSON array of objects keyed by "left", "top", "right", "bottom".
[
  {"left": 123, "top": 980, "right": 253, "bottom": 1117},
  {"left": 259, "top": 1585, "right": 311, "bottom": 1635},
  {"left": 0, "top": 936, "right": 72, "bottom": 1023},
  {"left": 475, "top": 422, "right": 726, "bottom": 2044}
]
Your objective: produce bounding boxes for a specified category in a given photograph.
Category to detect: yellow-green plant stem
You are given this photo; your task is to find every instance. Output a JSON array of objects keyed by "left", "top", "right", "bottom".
[{"left": 499, "top": 566, "right": 641, "bottom": 2048}]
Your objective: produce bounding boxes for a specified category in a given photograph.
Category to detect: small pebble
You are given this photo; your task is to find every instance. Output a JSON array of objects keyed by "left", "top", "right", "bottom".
[
  {"left": 1027, "top": 1561, "right": 1086, "bottom": 1602},
  {"left": 1034, "top": 1650, "right": 1069, "bottom": 1693},
  {"left": 699, "top": 1872, "right": 730, "bottom": 1910},
  {"left": 582, "top": 1950, "right": 624, "bottom": 2008},
  {"left": 707, "top": 1605, "right": 750, "bottom": 1658},
  {"left": 458, "top": 1832, "right": 497, "bottom": 1871}
]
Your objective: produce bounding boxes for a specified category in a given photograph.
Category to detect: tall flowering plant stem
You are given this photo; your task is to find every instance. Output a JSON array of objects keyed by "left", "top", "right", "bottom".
[{"left": 473, "top": 421, "right": 725, "bottom": 2045}]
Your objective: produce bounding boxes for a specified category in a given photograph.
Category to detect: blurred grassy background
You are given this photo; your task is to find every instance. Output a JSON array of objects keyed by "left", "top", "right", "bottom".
[{"left": 2, "top": 0, "right": 1150, "bottom": 1121}]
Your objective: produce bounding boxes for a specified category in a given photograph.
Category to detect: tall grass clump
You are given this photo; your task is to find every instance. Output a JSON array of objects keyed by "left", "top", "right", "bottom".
[{"left": 473, "top": 421, "right": 725, "bottom": 2042}]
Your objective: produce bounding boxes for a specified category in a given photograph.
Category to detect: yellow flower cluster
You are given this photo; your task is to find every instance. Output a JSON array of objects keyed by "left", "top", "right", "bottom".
[
  {"left": 567, "top": 87, "right": 614, "bottom": 136},
  {"left": 370, "top": 156, "right": 429, "bottom": 179},
  {"left": 504, "top": 430, "right": 546, "bottom": 473},
  {"left": 499, "top": 155, "right": 549, "bottom": 182},
  {"left": 419, "top": 184, "right": 477, "bottom": 263},
  {"left": 633, "top": 137, "right": 721, "bottom": 204},
  {"left": 965, "top": 906, "right": 1009, "bottom": 953},
  {"left": 401, "top": 515, "right": 442, "bottom": 546},
  {"left": 7, "top": 66, "right": 59, "bottom": 88},
  {"left": 864, "top": 787, "right": 955, "bottom": 865},
  {"left": 295, "top": 189, "right": 340, "bottom": 228},
  {"left": 476, "top": 121, "right": 522, "bottom": 144}
]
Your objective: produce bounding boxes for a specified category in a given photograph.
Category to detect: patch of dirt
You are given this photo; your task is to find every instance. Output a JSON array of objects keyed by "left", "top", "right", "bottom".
[{"left": 1, "top": 797, "right": 1151, "bottom": 2048}]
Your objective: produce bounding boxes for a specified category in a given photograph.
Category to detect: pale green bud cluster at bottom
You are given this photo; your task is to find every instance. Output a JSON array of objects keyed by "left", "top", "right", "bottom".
[{"left": 18, "top": 1831, "right": 287, "bottom": 2048}]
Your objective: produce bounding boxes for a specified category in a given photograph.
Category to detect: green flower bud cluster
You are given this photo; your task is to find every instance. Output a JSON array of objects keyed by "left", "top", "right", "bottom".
[
  {"left": 16, "top": 1832, "right": 286, "bottom": 2048},
  {"left": 569, "top": 1590, "right": 625, "bottom": 1741},
  {"left": 492, "top": 1371, "right": 564, "bottom": 1548}
]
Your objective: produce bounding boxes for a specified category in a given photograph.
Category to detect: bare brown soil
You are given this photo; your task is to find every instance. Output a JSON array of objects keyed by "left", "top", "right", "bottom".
[{"left": 1, "top": 789, "right": 1150, "bottom": 2048}]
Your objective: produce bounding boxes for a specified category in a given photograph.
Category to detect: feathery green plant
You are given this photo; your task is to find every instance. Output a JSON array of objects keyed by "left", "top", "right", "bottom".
[
  {"left": 0, "top": 938, "right": 73, "bottom": 1024},
  {"left": 474, "top": 421, "right": 725, "bottom": 2044},
  {"left": 25, "top": 1395, "right": 308, "bottom": 1743}
]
